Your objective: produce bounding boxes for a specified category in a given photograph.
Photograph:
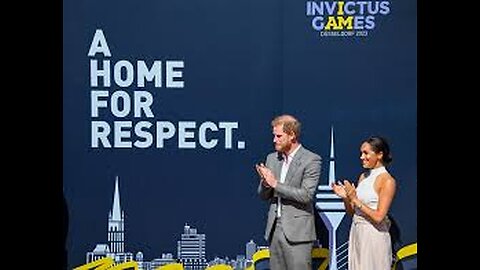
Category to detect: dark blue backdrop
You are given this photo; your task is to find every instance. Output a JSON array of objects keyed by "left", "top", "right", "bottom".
[{"left": 64, "top": 0, "right": 416, "bottom": 269}]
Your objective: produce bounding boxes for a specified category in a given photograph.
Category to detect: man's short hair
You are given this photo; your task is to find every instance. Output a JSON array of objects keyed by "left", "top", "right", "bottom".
[{"left": 271, "top": 114, "right": 301, "bottom": 138}]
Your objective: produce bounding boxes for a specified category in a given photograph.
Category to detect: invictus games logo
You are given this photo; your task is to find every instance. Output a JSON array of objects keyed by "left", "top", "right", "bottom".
[{"left": 306, "top": 1, "right": 391, "bottom": 37}]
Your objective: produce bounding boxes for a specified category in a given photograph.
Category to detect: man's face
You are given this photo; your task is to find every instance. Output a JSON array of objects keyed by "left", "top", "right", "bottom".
[{"left": 272, "top": 124, "right": 293, "bottom": 153}]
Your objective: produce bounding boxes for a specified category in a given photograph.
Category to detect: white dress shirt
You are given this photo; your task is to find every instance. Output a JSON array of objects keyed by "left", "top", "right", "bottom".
[{"left": 277, "top": 144, "right": 301, "bottom": 217}]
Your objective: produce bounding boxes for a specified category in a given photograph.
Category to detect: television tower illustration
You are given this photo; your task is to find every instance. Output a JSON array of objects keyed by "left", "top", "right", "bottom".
[{"left": 315, "top": 127, "right": 346, "bottom": 270}]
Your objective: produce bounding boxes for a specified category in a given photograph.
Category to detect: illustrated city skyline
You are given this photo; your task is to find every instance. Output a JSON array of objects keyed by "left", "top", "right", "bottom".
[
  {"left": 79, "top": 127, "right": 349, "bottom": 270},
  {"left": 81, "top": 175, "right": 261, "bottom": 270}
]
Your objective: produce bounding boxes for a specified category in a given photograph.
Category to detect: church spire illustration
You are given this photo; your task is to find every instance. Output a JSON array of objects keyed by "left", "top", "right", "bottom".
[
  {"left": 85, "top": 176, "right": 133, "bottom": 265},
  {"left": 109, "top": 176, "right": 125, "bottom": 253}
]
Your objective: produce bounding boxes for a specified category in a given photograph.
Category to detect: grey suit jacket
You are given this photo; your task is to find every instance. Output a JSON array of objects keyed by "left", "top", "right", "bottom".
[{"left": 258, "top": 145, "right": 322, "bottom": 243}]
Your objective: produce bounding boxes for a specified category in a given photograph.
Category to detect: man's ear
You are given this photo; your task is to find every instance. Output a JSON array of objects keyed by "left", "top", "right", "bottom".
[{"left": 290, "top": 132, "right": 297, "bottom": 143}]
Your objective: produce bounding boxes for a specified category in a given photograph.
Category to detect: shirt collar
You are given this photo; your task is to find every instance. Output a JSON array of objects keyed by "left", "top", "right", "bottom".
[{"left": 284, "top": 144, "right": 301, "bottom": 162}]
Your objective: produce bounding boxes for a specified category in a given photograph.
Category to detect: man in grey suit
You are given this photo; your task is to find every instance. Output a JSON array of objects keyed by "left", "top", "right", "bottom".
[{"left": 256, "top": 114, "right": 321, "bottom": 270}]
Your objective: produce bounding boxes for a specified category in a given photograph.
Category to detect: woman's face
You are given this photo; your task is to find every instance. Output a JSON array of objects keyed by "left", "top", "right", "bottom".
[{"left": 360, "top": 142, "right": 383, "bottom": 169}]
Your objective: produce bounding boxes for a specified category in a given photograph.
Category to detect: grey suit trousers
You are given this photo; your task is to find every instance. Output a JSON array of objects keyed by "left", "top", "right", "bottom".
[{"left": 269, "top": 217, "right": 313, "bottom": 270}]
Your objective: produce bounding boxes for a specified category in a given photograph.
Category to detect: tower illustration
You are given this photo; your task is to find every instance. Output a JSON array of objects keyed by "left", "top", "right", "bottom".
[
  {"left": 177, "top": 223, "right": 207, "bottom": 270},
  {"left": 315, "top": 127, "right": 346, "bottom": 270},
  {"left": 86, "top": 176, "right": 133, "bottom": 265},
  {"left": 108, "top": 176, "right": 125, "bottom": 253}
]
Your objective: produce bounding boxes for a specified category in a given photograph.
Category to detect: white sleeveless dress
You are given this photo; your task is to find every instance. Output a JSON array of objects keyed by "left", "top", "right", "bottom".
[{"left": 348, "top": 166, "right": 392, "bottom": 270}]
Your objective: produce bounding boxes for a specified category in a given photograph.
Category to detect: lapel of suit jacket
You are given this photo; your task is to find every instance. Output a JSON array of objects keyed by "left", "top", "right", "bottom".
[{"left": 284, "top": 146, "right": 305, "bottom": 185}]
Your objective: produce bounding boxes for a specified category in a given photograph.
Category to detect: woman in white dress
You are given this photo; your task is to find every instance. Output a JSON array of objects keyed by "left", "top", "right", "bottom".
[{"left": 332, "top": 136, "right": 396, "bottom": 270}]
